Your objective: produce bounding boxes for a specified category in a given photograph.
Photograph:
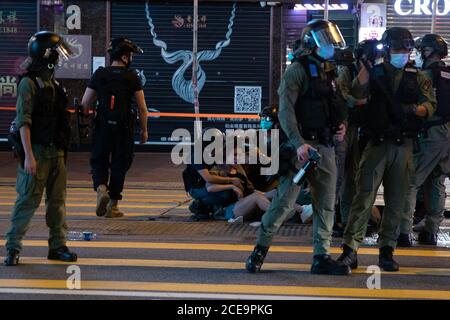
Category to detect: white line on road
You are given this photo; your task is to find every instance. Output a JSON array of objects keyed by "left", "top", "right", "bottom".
[{"left": 0, "top": 288, "right": 353, "bottom": 300}]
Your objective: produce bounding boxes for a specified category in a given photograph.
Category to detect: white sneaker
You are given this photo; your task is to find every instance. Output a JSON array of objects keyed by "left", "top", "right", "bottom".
[{"left": 228, "top": 216, "right": 244, "bottom": 224}]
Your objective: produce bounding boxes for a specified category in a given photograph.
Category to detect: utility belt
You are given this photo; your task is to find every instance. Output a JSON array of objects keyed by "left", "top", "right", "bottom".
[
  {"left": 359, "top": 128, "right": 417, "bottom": 147},
  {"left": 301, "top": 127, "right": 335, "bottom": 147}
]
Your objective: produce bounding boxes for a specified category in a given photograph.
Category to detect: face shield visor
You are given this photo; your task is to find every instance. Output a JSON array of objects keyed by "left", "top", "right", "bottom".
[
  {"left": 310, "top": 23, "right": 346, "bottom": 49},
  {"left": 55, "top": 40, "right": 75, "bottom": 61},
  {"left": 387, "top": 38, "right": 415, "bottom": 51}
]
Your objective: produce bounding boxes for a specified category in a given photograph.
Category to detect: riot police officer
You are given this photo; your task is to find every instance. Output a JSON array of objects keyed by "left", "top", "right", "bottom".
[
  {"left": 337, "top": 40, "right": 382, "bottom": 229},
  {"left": 4, "top": 31, "right": 77, "bottom": 266},
  {"left": 81, "top": 37, "right": 148, "bottom": 218},
  {"left": 399, "top": 34, "right": 450, "bottom": 246},
  {"left": 337, "top": 27, "right": 436, "bottom": 271},
  {"left": 246, "top": 20, "right": 350, "bottom": 275}
]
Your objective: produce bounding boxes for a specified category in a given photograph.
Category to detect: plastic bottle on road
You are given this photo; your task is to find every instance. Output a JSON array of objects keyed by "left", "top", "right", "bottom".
[{"left": 68, "top": 231, "right": 97, "bottom": 241}]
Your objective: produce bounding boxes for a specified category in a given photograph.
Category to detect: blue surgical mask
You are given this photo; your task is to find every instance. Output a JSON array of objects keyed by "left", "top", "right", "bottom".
[
  {"left": 414, "top": 54, "right": 423, "bottom": 68},
  {"left": 390, "top": 53, "right": 409, "bottom": 69},
  {"left": 260, "top": 118, "right": 273, "bottom": 130},
  {"left": 316, "top": 44, "right": 335, "bottom": 60}
]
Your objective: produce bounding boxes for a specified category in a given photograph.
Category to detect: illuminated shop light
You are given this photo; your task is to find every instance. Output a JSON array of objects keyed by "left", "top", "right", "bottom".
[{"left": 294, "top": 4, "right": 349, "bottom": 11}]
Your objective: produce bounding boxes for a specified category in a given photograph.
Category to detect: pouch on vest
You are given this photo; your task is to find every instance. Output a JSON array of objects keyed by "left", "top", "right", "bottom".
[{"left": 432, "top": 65, "right": 450, "bottom": 120}]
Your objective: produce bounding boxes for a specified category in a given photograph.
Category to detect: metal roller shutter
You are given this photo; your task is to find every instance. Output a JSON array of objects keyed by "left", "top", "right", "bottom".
[
  {"left": 112, "top": 1, "right": 271, "bottom": 145},
  {"left": 0, "top": 0, "right": 37, "bottom": 141}
]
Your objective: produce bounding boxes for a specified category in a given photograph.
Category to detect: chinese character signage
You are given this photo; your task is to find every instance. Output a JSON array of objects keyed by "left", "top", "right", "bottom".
[
  {"left": 55, "top": 35, "right": 92, "bottom": 79},
  {"left": 171, "top": 15, "right": 207, "bottom": 29},
  {"left": 0, "top": 0, "right": 37, "bottom": 139},
  {"left": 359, "top": 3, "right": 387, "bottom": 41}
]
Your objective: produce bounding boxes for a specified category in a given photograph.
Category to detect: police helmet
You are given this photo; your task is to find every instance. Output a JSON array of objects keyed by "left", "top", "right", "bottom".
[
  {"left": 382, "top": 27, "right": 415, "bottom": 51},
  {"left": 108, "top": 37, "right": 143, "bottom": 60},
  {"left": 28, "top": 31, "right": 73, "bottom": 65},
  {"left": 416, "top": 34, "right": 448, "bottom": 59},
  {"left": 259, "top": 105, "right": 279, "bottom": 130},
  {"left": 300, "top": 19, "right": 346, "bottom": 51},
  {"left": 333, "top": 47, "right": 355, "bottom": 66},
  {"left": 355, "top": 39, "right": 385, "bottom": 62}
]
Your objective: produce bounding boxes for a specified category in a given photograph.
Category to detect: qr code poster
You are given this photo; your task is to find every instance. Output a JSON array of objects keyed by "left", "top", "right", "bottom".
[{"left": 234, "top": 86, "right": 262, "bottom": 114}]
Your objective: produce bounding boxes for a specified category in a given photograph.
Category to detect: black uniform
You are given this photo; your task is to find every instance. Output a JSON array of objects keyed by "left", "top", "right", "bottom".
[{"left": 88, "top": 66, "right": 142, "bottom": 200}]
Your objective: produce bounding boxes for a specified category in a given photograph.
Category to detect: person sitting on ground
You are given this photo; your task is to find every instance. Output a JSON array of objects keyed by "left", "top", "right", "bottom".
[
  {"left": 182, "top": 128, "right": 244, "bottom": 221},
  {"left": 206, "top": 163, "right": 276, "bottom": 222}
]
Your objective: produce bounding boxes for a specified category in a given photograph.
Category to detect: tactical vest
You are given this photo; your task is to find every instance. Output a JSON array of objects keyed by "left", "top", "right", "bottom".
[
  {"left": 429, "top": 62, "right": 450, "bottom": 120},
  {"left": 95, "top": 67, "right": 136, "bottom": 129},
  {"left": 343, "top": 63, "right": 363, "bottom": 126},
  {"left": 294, "top": 56, "right": 343, "bottom": 139},
  {"left": 363, "top": 63, "right": 421, "bottom": 135},
  {"left": 26, "top": 74, "right": 70, "bottom": 148}
]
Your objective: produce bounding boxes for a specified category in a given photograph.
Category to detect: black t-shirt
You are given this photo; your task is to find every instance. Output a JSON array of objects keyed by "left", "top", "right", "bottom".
[
  {"left": 88, "top": 66, "right": 142, "bottom": 93},
  {"left": 88, "top": 66, "right": 142, "bottom": 126}
]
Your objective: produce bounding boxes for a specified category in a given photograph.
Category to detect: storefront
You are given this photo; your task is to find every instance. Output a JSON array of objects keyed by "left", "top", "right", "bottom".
[
  {"left": 0, "top": 0, "right": 37, "bottom": 141},
  {"left": 359, "top": 1, "right": 450, "bottom": 50},
  {"left": 111, "top": 1, "right": 270, "bottom": 145},
  {"left": 387, "top": 0, "right": 450, "bottom": 55},
  {"left": 0, "top": 1, "right": 272, "bottom": 147},
  {"left": 282, "top": 1, "right": 358, "bottom": 69}
]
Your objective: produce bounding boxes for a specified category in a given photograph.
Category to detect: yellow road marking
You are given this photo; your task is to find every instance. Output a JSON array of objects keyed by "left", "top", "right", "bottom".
[
  {"left": 0, "top": 279, "right": 448, "bottom": 299},
  {"left": 0, "top": 240, "right": 449, "bottom": 257},
  {"left": 7, "top": 257, "right": 450, "bottom": 276},
  {"left": 0, "top": 212, "right": 183, "bottom": 217},
  {"left": 0, "top": 196, "right": 185, "bottom": 203},
  {"left": 0, "top": 192, "right": 189, "bottom": 198},
  {"left": 0, "top": 186, "right": 186, "bottom": 194},
  {"left": 0, "top": 202, "right": 189, "bottom": 209},
  {"left": 0, "top": 193, "right": 190, "bottom": 199}
]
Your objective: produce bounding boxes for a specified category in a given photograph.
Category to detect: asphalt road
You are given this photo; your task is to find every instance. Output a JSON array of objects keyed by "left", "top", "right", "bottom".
[{"left": 0, "top": 152, "right": 449, "bottom": 300}]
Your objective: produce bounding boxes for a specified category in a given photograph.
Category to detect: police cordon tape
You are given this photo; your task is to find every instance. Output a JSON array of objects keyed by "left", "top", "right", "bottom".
[{"left": 0, "top": 106, "right": 261, "bottom": 119}]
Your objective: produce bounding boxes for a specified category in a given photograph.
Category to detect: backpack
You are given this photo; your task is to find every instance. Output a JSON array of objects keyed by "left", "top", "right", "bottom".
[
  {"left": 432, "top": 65, "right": 450, "bottom": 120},
  {"left": 96, "top": 67, "right": 135, "bottom": 127}
]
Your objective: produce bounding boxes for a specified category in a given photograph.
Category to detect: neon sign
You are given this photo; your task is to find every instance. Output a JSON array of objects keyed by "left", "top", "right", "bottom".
[{"left": 394, "top": 0, "right": 450, "bottom": 16}]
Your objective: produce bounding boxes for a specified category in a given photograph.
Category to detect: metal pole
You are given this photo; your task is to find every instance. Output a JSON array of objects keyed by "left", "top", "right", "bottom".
[
  {"left": 431, "top": 0, "right": 437, "bottom": 33},
  {"left": 192, "top": 0, "right": 201, "bottom": 138},
  {"left": 324, "top": 0, "right": 329, "bottom": 21}
]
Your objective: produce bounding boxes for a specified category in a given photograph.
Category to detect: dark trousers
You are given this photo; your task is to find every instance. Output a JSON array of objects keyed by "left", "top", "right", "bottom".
[
  {"left": 90, "top": 124, "right": 134, "bottom": 200},
  {"left": 189, "top": 187, "right": 235, "bottom": 207}
]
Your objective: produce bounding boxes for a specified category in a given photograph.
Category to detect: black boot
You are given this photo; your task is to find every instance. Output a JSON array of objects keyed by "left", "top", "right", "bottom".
[
  {"left": 418, "top": 231, "right": 437, "bottom": 246},
  {"left": 189, "top": 200, "right": 210, "bottom": 221},
  {"left": 311, "top": 254, "right": 351, "bottom": 275},
  {"left": 379, "top": 246, "right": 399, "bottom": 272},
  {"left": 4, "top": 249, "right": 20, "bottom": 266},
  {"left": 245, "top": 245, "right": 269, "bottom": 273},
  {"left": 444, "top": 210, "right": 450, "bottom": 219},
  {"left": 48, "top": 246, "right": 78, "bottom": 262},
  {"left": 337, "top": 244, "right": 358, "bottom": 269},
  {"left": 397, "top": 233, "right": 413, "bottom": 247}
]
